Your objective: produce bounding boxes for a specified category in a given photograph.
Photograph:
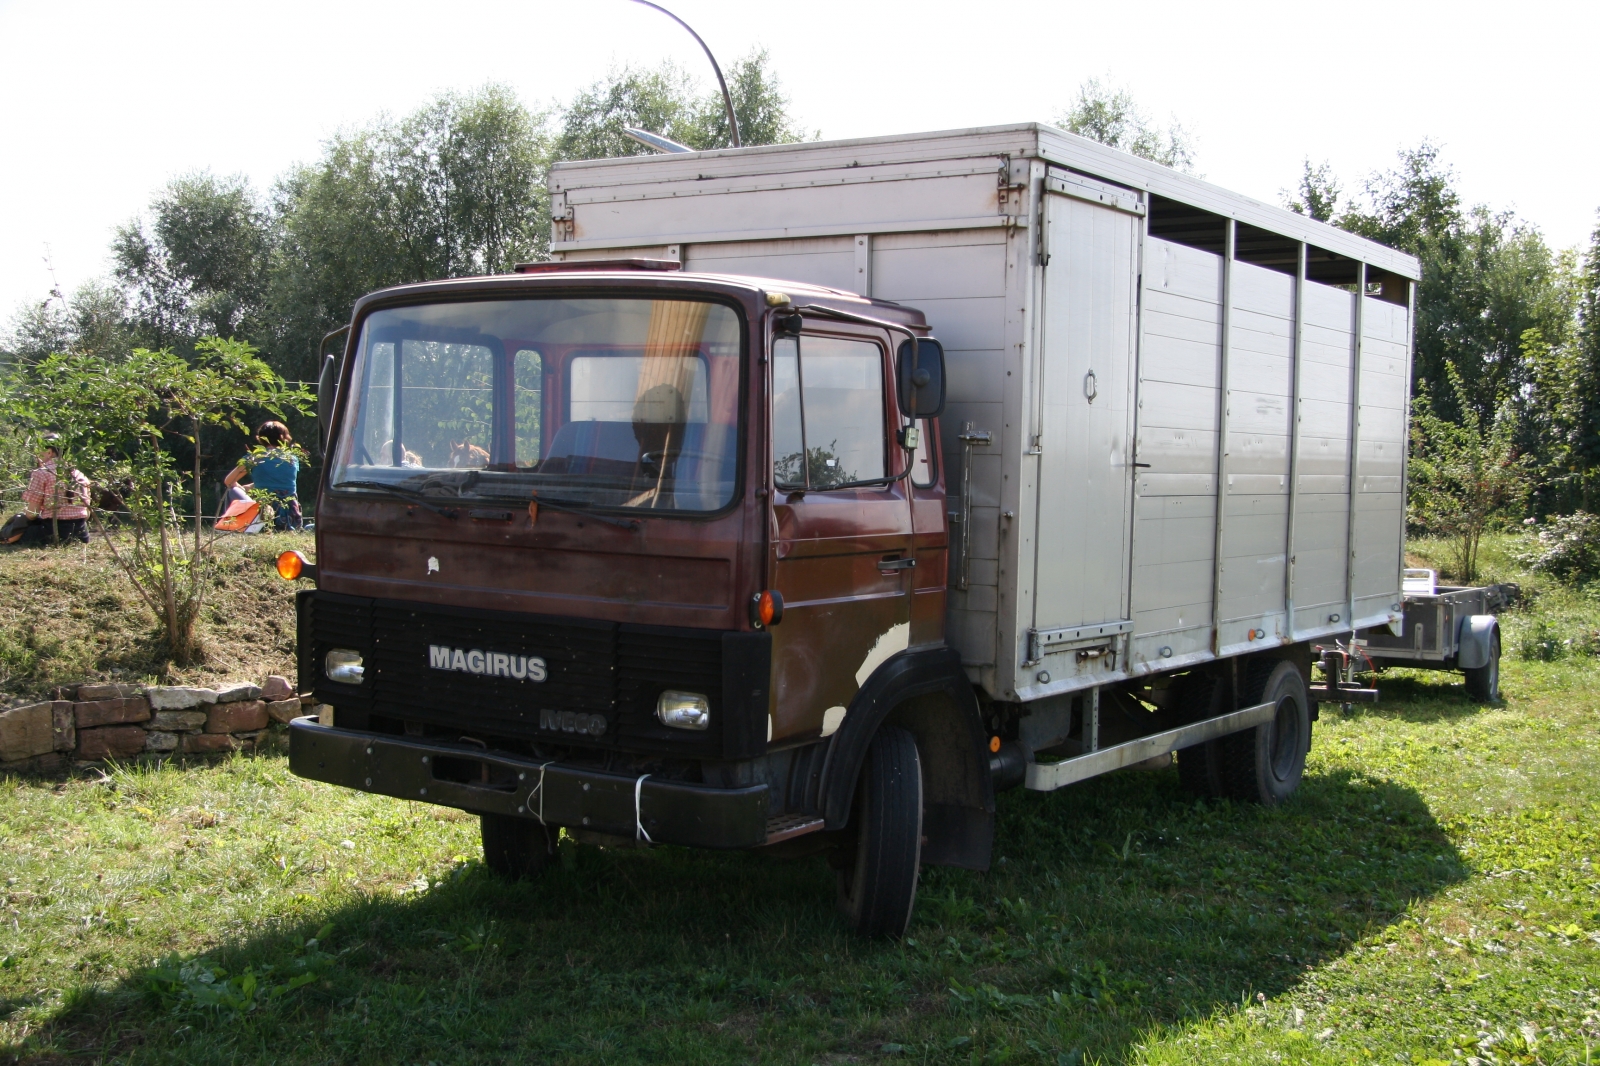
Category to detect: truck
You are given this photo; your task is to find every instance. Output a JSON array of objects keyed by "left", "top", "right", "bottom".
[{"left": 284, "top": 122, "right": 1461, "bottom": 938}]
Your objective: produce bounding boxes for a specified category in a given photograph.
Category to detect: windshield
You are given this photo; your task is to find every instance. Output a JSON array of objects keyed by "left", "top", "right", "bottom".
[{"left": 330, "top": 297, "right": 744, "bottom": 512}]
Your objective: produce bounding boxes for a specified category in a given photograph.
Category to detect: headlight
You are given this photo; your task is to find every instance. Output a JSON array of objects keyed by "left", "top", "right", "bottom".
[
  {"left": 655, "top": 690, "right": 709, "bottom": 730},
  {"left": 325, "top": 649, "right": 365, "bottom": 684}
]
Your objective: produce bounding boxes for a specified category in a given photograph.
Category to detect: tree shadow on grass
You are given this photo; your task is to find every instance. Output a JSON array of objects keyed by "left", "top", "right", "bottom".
[{"left": 9, "top": 764, "right": 1466, "bottom": 1066}]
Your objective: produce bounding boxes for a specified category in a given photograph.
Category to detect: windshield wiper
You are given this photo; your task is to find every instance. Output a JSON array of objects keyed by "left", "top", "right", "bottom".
[
  {"left": 527, "top": 494, "right": 641, "bottom": 531},
  {"left": 332, "top": 480, "right": 462, "bottom": 518}
]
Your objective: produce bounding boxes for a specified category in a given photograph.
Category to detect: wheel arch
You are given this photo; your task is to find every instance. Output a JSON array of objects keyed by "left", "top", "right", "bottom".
[
  {"left": 1456, "top": 615, "right": 1499, "bottom": 670},
  {"left": 818, "top": 645, "right": 995, "bottom": 871}
]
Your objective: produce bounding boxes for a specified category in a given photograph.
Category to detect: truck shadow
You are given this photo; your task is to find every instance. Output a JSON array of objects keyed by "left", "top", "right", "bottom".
[{"left": 16, "top": 765, "right": 1464, "bottom": 1064}]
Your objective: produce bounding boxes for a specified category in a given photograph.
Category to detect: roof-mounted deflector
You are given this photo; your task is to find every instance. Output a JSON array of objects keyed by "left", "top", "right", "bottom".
[{"left": 514, "top": 259, "right": 684, "bottom": 274}]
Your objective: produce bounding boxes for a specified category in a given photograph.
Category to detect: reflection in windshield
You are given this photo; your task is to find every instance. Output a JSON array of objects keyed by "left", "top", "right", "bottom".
[{"left": 330, "top": 298, "right": 742, "bottom": 512}]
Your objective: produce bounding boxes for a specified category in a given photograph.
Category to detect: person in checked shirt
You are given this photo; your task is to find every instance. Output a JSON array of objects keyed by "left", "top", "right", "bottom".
[{"left": 21, "top": 435, "right": 92, "bottom": 545}]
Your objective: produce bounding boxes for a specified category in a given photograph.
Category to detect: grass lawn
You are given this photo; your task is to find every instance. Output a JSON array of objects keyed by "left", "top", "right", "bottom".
[{"left": 0, "top": 535, "right": 1596, "bottom": 1064}]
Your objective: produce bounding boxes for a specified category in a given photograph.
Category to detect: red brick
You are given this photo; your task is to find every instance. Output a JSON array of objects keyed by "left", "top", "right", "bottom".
[
  {"left": 76, "top": 726, "right": 148, "bottom": 760},
  {"left": 205, "top": 700, "right": 267, "bottom": 733},
  {"left": 182, "top": 733, "right": 238, "bottom": 754},
  {"left": 74, "top": 697, "right": 151, "bottom": 728},
  {"left": 76, "top": 683, "right": 143, "bottom": 701}
]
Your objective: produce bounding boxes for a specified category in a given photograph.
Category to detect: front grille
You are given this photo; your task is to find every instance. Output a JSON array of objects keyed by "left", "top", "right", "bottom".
[{"left": 304, "top": 592, "right": 763, "bottom": 758}]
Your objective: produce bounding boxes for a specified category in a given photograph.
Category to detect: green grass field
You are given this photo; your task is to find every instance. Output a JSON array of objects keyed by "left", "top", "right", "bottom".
[{"left": 0, "top": 534, "right": 1596, "bottom": 1064}]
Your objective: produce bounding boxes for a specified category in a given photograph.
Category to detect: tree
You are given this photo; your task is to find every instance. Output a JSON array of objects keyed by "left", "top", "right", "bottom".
[
  {"left": 555, "top": 50, "right": 808, "bottom": 158},
  {"left": 1407, "top": 363, "right": 1529, "bottom": 584},
  {"left": 1, "top": 280, "right": 132, "bottom": 367},
  {"left": 1286, "top": 159, "right": 1341, "bottom": 223},
  {"left": 268, "top": 85, "right": 551, "bottom": 383},
  {"left": 2, "top": 339, "right": 312, "bottom": 661},
  {"left": 113, "top": 173, "right": 271, "bottom": 350},
  {"left": 1054, "top": 78, "right": 1195, "bottom": 171}
]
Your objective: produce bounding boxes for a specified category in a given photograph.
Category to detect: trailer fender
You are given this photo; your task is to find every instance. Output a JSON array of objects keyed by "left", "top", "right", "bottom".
[
  {"left": 1456, "top": 615, "right": 1499, "bottom": 670},
  {"left": 819, "top": 645, "right": 995, "bottom": 870}
]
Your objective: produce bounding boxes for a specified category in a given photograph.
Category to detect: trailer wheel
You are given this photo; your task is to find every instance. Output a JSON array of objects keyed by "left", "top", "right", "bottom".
[
  {"left": 1219, "top": 660, "right": 1310, "bottom": 806},
  {"left": 1175, "top": 673, "right": 1227, "bottom": 799},
  {"left": 480, "top": 814, "right": 556, "bottom": 881},
  {"left": 836, "top": 725, "right": 924, "bottom": 939},
  {"left": 1463, "top": 630, "right": 1501, "bottom": 702}
]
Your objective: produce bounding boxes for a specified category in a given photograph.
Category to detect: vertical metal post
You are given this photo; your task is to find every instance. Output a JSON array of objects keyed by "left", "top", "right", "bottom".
[
  {"left": 1087, "top": 686, "right": 1100, "bottom": 752},
  {"left": 1396, "top": 276, "right": 1417, "bottom": 607},
  {"left": 1284, "top": 242, "right": 1308, "bottom": 639},
  {"left": 854, "top": 235, "right": 871, "bottom": 297},
  {"left": 1344, "top": 263, "right": 1367, "bottom": 634},
  {"left": 952, "top": 422, "right": 992, "bottom": 590},
  {"left": 1209, "top": 220, "right": 1237, "bottom": 654}
]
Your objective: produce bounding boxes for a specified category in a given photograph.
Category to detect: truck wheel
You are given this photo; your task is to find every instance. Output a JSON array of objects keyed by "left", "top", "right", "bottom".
[
  {"left": 1219, "top": 660, "right": 1310, "bottom": 806},
  {"left": 1464, "top": 630, "right": 1501, "bottom": 702},
  {"left": 836, "top": 725, "right": 924, "bottom": 939},
  {"left": 1175, "top": 672, "right": 1227, "bottom": 799},
  {"left": 480, "top": 814, "right": 556, "bottom": 881}
]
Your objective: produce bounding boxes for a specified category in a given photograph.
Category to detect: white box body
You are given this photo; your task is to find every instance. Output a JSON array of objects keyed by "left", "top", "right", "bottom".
[{"left": 549, "top": 123, "right": 1416, "bottom": 704}]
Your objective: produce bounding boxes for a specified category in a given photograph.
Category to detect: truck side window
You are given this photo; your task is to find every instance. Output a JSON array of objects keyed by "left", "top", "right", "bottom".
[
  {"left": 771, "top": 334, "right": 887, "bottom": 490},
  {"left": 514, "top": 349, "right": 542, "bottom": 466},
  {"left": 911, "top": 418, "right": 936, "bottom": 487}
]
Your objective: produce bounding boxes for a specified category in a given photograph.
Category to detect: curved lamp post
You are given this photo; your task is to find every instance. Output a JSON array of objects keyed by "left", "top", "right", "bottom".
[{"left": 624, "top": 0, "right": 741, "bottom": 149}]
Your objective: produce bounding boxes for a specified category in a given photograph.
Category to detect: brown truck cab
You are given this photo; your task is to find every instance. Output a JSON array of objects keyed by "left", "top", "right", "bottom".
[{"left": 288, "top": 262, "right": 990, "bottom": 937}]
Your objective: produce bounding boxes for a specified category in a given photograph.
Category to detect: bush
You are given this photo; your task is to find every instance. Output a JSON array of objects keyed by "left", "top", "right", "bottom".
[{"left": 1521, "top": 511, "right": 1600, "bottom": 583}]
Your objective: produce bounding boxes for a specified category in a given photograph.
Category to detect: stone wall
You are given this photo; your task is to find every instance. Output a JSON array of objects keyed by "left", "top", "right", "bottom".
[{"left": 0, "top": 675, "right": 322, "bottom": 772}]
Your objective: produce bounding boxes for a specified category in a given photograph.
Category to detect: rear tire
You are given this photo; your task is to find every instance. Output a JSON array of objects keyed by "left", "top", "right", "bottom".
[
  {"left": 1464, "top": 630, "right": 1501, "bottom": 702},
  {"left": 836, "top": 725, "right": 924, "bottom": 939},
  {"left": 1218, "top": 660, "right": 1310, "bottom": 806},
  {"left": 1175, "top": 672, "right": 1227, "bottom": 799},
  {"left": 480, "top": 814, "right": 556, "bottom": 881}
]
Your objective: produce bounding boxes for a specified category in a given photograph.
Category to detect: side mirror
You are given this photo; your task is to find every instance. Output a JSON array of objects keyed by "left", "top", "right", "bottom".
[
  {"left": 316, "top": 324, "right": 351, "bottom": 455},
  {"left": 897, "top": 337, "right": 946, "bottom": 418},
  {"left": 317, "top": 351, "right": 340, "bottom": 454}
]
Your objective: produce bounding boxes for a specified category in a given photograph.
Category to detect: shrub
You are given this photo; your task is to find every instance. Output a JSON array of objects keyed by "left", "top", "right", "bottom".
[{"left": 1521, "top": 511, "right": 1600, "bottom": 583}]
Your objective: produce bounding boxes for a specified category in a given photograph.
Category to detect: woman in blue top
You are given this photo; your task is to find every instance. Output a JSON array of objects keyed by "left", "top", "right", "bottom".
[{"left": 224, "top": 421, "right": 303, "bottom": 530}]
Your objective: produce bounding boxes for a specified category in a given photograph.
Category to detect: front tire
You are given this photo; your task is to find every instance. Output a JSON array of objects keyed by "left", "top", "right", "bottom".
[
  {"left": 1218, "top": 660, "right": 1311, "bottom": 806},
  {"left": 480, "top": 814, "right": 556, "bottom": 881},
  {"left": 836, "top": 725, "right": 924, "bottom": 939},
  {"left": 1464, "top": 630, "right": 1501, "bottom": 702}
]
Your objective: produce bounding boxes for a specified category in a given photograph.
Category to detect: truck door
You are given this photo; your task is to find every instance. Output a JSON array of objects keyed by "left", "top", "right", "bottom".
[
  {"left": 768, "top": 325, "right": 914, "bottom": 743},
  {"left": 1030, "top": 185, "right": 1142, "bottom": 664}
]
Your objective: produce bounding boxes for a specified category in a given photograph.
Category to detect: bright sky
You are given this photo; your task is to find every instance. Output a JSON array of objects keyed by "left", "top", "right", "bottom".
[{"left": 2, "top": 0, "right": 1595, "bottom": 318}]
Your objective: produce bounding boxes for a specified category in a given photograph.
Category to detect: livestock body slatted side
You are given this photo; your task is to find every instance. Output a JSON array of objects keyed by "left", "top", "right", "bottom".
[
  {"left": 871, "top": 229, "right": 1012, "bottom": 675},
  {"left": 1290, "top": 280, "right": 1356, "bottom": 633},
  {"left": 1352, "top": 296, "right": 1410, "bottom": 626},
  {"left": 684, "top": 235, "right": 858, "bottom": 291},
  {"left": 1216, "top": 260, "right": 1295, "bottom": 652},
  {"left": 1130, "top": 237, "right": 1222, "bottom": 666}
]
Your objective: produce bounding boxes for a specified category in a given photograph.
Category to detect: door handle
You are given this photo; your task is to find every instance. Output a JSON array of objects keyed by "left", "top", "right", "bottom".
[{"left": 878, "top": 556, "right": 916, "bottom": 572}]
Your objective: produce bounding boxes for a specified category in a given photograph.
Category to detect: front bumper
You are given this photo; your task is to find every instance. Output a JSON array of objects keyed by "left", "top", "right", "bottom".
[{"left": 289, "top": 719, "right": 770, "bottom": 849}]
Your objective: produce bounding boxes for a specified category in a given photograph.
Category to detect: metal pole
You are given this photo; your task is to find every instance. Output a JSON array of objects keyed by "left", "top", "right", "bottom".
[
  {"left": 1284, "top": 241, "right": 1307, "bottom": 639},
  {"left": 624, "top": 0, "right": 742, "bottom": 148},
  {"left": 1209, "top": 220, "right": 1237, "bottom": 654}
]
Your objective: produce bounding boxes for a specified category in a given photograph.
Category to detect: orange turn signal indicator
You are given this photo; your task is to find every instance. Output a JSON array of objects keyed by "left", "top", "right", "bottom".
[
  {"left": 989, "top": 735, "right": 1002, "bottom": 754},
  {"left": 276, "top": 550, "right": 316, "bottom": 582},
  {"left": 750, "top": 589, "right": 784, "bottom": 629}
]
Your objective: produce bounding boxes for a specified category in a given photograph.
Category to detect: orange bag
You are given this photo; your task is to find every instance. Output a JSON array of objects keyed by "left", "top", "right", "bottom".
[{"left": 215, "top": 499, "right": 261, "bottom": 532}]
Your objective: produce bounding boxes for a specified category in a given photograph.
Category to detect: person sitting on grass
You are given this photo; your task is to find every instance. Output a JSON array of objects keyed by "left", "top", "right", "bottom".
[
  {"left": 223, "top": 421, "right": 303, "bottom": 531},
  {"left": 20, "top": 434, "right": 92, "bottom": 546}
]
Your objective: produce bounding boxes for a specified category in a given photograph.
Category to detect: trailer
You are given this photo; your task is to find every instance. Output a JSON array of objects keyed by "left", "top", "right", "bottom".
[
  {"left": 286, "top": 122, "right": 1422, "bottom": 937},
  {"left": 1360, "top": 569, "right": 1514, "bottom": 700}
]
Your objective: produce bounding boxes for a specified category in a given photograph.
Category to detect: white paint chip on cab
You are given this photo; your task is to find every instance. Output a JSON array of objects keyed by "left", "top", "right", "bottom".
[
  {"left": 854, "top": 622, "right": 910, "bottom": 688},
  {"left": 820, "top": 705, "right": 847, "bottom": 737}
]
